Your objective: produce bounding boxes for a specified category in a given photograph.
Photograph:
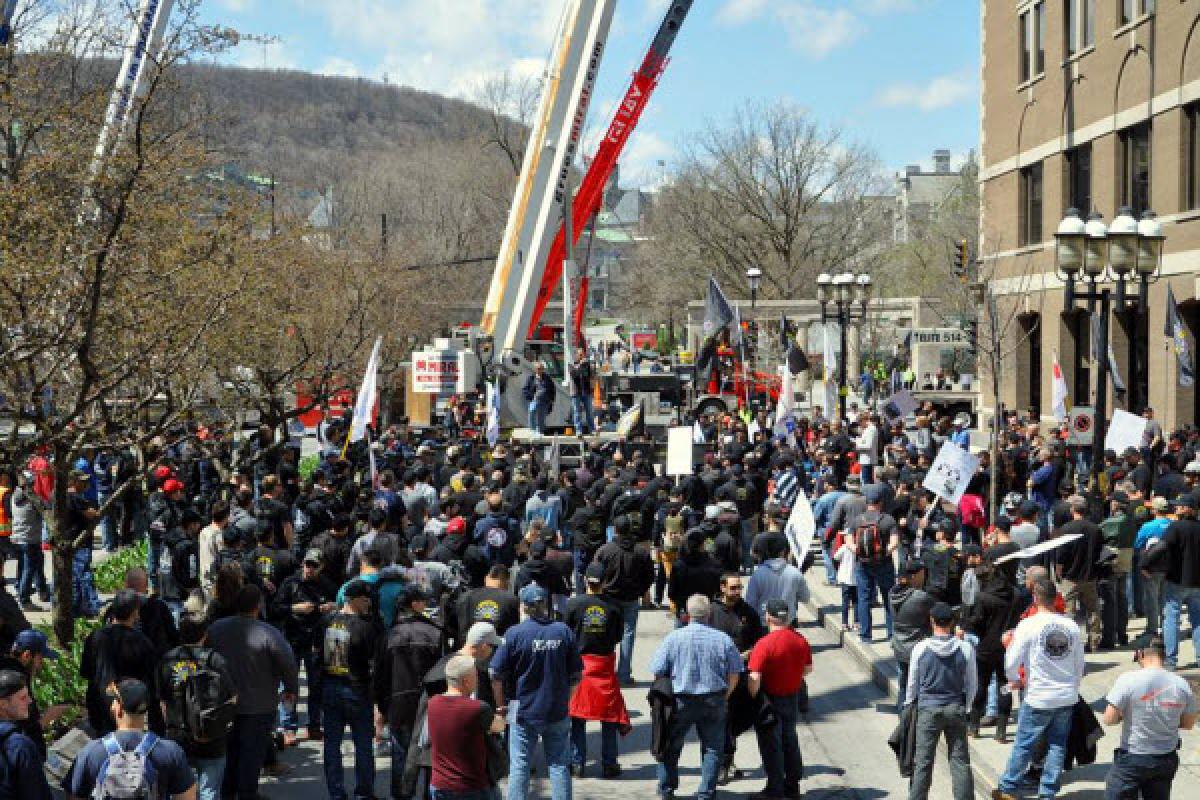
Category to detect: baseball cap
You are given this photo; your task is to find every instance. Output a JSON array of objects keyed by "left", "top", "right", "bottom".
[
  {"left": 1186, "top": 461, "right": 1200, "bottom": 475},
  {"left": 445, "top": 516, "right": 467, "bottom": 536},
  {"left": 1150, "top": 496, "right": 1171, "bottom": 512},
  {"left": 303, "top": 548, "right": 323, "bottom": 565},
  {"left": 901, "top": 559, "right": 926, "bottom": 576},
  {"left": 0, "top": 670, "right": 26, "bottom": 699},
  {"left": 518, "top": 584, "right": 548, "bottom": 605},
  {"left": 717, "top": 500, "right": 738, "bottom": 514},
  {"left": 398, "top": 584, "right": 428, "bottom": 606},
  {"left": 12, "top": 630, "right": 58, "bottom": 660},
  {"left": 585, "top": 562, "right": 606, "bottom": 583},
  {"left": 863, "top": 484, "right": 886, "bottom": 505},
  {"left": 930, "top": 602, "right": 956, "bottom": 625},
  {"left": 764, "top": 599, "right": 790, "bottom": 622},
  {"left": 1018, "top": 499, "right": 1040, "bottom": 519},
  {"left": 845, "top": 474, "right": 863, "bottom": 492},
  {"left": 465, "top": 622, "right": 504, "bottom": 648},
  {"left": 162, "top": 479, "right": 185, "bottom": 494},
  {"left": 111, "top": 678, "right": 150, "bottom": 714},
  {"left": 1174, "top": 492, "right": 1198, "bottom": 509},
  {"left": 343, "top": 580, "right": 373, "bottom": 600},
  {"left": 704, "top": 504, "right": 720, "bottom": 520},
  {"left": 153, "top": 465, "right": 173, "bottom": 481}
]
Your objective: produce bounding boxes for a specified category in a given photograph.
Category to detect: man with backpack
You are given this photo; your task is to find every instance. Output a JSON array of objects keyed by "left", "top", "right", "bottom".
[
  {"left": 159, "top": 509, "right": 204, "bottom": 617},
  {"left": 475, "top": 490, "right": 520, "bottom": 568},
  {"left": 272, "top": 549, "right": 337, "bottom": 744},
  {"left": 594, "top": 514, "right": 656, "bottom": 685},
  {"left": 66, "top": 679, "right": 196, "bottom": 800},
  {"left": 853, "top": 484, "right": 901, "bottom": 643},
  {"left": 156, "top": 616, "right": 237, "bottom": 800}
]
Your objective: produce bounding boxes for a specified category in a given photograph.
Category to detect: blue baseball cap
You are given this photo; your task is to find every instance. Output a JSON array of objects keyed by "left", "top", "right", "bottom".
[
  {"left": 518, "top": 584, "right": 548, "bottom": 605},
  {"left": 13, "top": 629, "right": 59, "bottom": 659}
]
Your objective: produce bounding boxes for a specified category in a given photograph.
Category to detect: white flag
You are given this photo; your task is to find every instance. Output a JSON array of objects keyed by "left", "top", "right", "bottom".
[
  {"left": 823, "top": 322, "right": 839, "bottom": 420},
  {"left": 349, "top": 336, "right": 382, "bottom": 443},
  {"left": 486, "top": 381, "right": 501, "bottom": 447},
  {"left": 692, "top": 420, "right": 707, "bottom": 444},
  {"left": 1051, "top": 350, "right": 1069, "bottom": 422},
  {"left": 773, "top": 367, "right": 794, "bottom": 439}
]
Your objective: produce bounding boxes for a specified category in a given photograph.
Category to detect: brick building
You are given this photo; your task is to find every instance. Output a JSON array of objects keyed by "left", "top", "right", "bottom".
[{"left": 981, "top": 0, "right": 1200, "bottom": 428}]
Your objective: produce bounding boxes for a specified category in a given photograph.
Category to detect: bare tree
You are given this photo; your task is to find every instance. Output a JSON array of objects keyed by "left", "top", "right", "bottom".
[{"left": 472, "top": 69, "right": 538, "bottom": 175}]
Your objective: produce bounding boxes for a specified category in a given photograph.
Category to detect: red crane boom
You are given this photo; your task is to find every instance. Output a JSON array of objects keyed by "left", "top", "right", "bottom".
[{"left": 527, "top": 0, "right": 694, "bottom": 343}]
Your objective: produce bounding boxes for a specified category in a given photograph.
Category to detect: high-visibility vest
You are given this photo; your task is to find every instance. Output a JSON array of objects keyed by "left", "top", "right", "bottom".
[{"left": 0, "top": 486, "right": 10, "bottom": 537}]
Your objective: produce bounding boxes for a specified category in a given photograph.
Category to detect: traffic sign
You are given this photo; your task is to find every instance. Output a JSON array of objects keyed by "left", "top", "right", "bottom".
[{"left": 1067, "top": 406, "right": 1094, "bottom": 446}]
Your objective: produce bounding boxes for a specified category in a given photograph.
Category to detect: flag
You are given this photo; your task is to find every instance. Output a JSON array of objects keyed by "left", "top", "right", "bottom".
[
  {"left": 731, "top": 302, "right": 743, "bottom": 347},
  {"left": 1051, "top": 350, "right": 1069, "bottom": 421},
  {"left": 703, "top": 276, "right": 735, "bottom": 338},
  {"left": 692, "top": 420, "right": 707, "bottom": 444},
  {"left": 773, "top": 367, "right": 795, "bottom": 439},
  {"left": 486, "top": 381, "right": 501, "bottom": 447},
  {"left": 1166, "top": 284, "right": 1195, "bottom": 388},
  {"left": 1090, "top": 313, "right": 1126, "bottom": 395},
  {"left": 823, "top": 322, "right": 839, "bottom": 418},
  {"left": 349, "top": 336, "right": 382, "bottom": 443},
  {"left": 780, "top": 312, "right": 791, "bottom": 350}
]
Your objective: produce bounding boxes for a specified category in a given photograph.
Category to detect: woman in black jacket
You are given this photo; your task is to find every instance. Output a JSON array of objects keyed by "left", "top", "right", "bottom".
[{"left": 962, "top": 564, "right": 1018, "bottom": 741}]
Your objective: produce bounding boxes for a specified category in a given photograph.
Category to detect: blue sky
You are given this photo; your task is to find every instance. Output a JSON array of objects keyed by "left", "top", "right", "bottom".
[{"left": 202, "top": 0, "right": 980, "bottom": 188}]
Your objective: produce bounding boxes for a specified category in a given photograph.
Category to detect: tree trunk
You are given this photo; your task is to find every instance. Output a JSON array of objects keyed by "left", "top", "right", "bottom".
[{"left": 50, "top": 454, "right": 75, "bottom": 646}]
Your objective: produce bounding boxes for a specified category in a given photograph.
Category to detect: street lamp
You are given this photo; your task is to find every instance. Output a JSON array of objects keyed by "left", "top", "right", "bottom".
[
  {"left": 818, "top": 270, "right": 873, "bottom": 421},
  {"left": 1055, "top": 207, "right": 1163, "bottom": 486},
  {"left": 746, "top": 266, "right": 762, "bottom": 309}
]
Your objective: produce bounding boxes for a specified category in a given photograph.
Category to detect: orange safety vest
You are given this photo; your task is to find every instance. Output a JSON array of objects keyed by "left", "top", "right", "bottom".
[{"left": 0, "top": 486, "right": 10, "bottom": 537}]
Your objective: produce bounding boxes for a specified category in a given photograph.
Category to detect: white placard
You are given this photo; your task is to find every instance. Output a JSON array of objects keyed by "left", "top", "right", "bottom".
[
  {"left": 993, "top": 533, "right": 1084, "bottom": 564},
  {"left": 784, "top": 487, "right": 817, "bottom": 567},
  {"left": 1104, "top": 409, "right": 1147, "bottom": 455},
  {"left": 666, "top": 426, "right": 696, "bottom": 477},
  {"left": 922, "top": 442, "right": 980, "bottom": 504},
  {"left": 410, "top": 351, "right": 459, "bottom": 394}
]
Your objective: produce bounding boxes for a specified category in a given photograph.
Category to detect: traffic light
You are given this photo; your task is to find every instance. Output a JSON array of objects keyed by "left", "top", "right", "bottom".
[{"left": 952, "top": 239, "right": 969, "bottom": 283}]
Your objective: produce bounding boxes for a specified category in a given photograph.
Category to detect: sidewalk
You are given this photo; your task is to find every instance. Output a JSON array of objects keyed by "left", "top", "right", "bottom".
[{"left": 799, "top": 570, "right": 1200, "bottom": 797}]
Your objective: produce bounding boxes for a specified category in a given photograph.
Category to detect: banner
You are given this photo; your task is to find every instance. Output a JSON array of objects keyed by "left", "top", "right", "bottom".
[
  {"left": 772, "top": 366, "right": 795, "bottom": 440},
  {"left": 1104, "top": 409, "right": 1147, "bottom": 455},
  {"left": 993, "top": 533, "right": 1084, "bottom": 564},
  {"left": 667, "top": 426, "right": 695, "bottom": 477},
  {"left": 1166, "top": 284, "right": 1195, "bottom": 388},
  {"left": 1051, "top": 350, "right": 1069, "bottom": 421},
  {"left": 348, "top": 336, "right": 382, "bottom": 444},
  {"left": 783, "top": 487, "right": 817, "bottom": 568},
  {"left": 486, "top": 382, "right": 500, "bottom": 447},
  {"left": 922, "top": 442, "right": 980, "bottom": 504},
  {"left": 881, "top": 389, "right": 919, "bottom": 426},
  {"left": 703, "top": 276, "right": 735, "bottom": 338},
  {"left": 1090, "top": 313, "right": 1125, "bottom": 395}
]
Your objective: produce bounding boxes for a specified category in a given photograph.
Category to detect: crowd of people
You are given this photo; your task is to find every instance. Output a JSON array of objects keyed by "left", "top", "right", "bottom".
[{"left": 0, "top": 396, "right": 1198, "bottom": 800}]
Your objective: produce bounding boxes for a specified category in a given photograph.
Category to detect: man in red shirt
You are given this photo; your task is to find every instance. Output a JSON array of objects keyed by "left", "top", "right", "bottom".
[
  {"left": 426, "top": 655, "right": 506, "bottom": 800},
  {"left": 747, "top": 599, "right": 813, "bottom": 800}
]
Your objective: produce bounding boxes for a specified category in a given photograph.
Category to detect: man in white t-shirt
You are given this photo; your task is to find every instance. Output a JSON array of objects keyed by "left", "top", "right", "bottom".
[
  {"left": 1101, "top": 636, "right": 1197, "bottom": 799},
  {"left": 992, "top": 577, "right": 1085, "bottom": 800}
]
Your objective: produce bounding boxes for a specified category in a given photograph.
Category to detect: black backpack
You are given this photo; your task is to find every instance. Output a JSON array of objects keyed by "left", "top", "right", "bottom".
[
  {"left": 175, "top": 647, "right": 236, "bottom": 743},
  {"left": 854, "top": 513, "right": 887, "bottom": 565}
]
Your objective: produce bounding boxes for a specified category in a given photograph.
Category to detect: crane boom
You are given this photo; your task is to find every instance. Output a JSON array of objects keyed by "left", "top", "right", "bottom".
[
  {"left": 527, "top": 0, "right": 694, "bottom": 343},
  {"left": 0, "top": 0, "right": 19, "bottom": 47},
  {"left": 480, "top": 0, "right": 618, "bottom": 360}
]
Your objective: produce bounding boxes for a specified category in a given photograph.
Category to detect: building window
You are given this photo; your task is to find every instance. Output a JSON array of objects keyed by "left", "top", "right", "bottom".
[
  {"left": 1019, "top": 162, "right": 1044, "bottom": 245},
  {"left": 1064, "top": 144, "right": 1092, "bottom": 214},
  {"left": 1121, "top": 0, "right": 1154, "bottom": 26},
  {"left": 1065, "top": 0, "right": 1095, "bottom": 56},
  {"left": 1187, "top": 104, "right": 1200, "bottom": 210},
  {"left": 1118, "top": 122, "right": 1151, "bottom": 214},
  {"left": 1018, "top": 3, "right": 1044, "bottom": 84}
]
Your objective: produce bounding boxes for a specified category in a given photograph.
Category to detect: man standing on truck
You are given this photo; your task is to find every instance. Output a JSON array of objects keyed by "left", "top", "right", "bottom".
[
  {"left": 524, "top": 362, "right": 556, "bottom": 434},
  {"left": 568, "top": 350, "right": 595, "bottom": 435}
]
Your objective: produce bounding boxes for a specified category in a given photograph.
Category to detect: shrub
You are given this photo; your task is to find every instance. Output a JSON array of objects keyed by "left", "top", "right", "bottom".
[
  {"left": 299, "top": 453, "right": 320, "bottom": 481},
  {"left": 33, "top": 617, "right": 101, "bottom": 713},
  {"left": 93, "top": 541, "right": 149, "bottom": 595}
]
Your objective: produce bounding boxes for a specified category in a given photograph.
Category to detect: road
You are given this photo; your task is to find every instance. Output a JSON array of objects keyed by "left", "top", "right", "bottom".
[{"left": 263, "top": 601, "right": 963, "bottom": 800}]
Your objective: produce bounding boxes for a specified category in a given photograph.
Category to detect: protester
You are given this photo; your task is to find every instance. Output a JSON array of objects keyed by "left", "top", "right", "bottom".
[
  {"left": 427, "top": 655, "right": 506, "bottom": 800},
  {"left": 81, "top": 589, "right": 163, "bottom": 736},
  {"left": 593, "top": 513, "right": 655, "bottom": 685},
  {"left": 747, "top": 600, "right": 812, "bottom": 800},
  {"left": 0, "top": 669, "right": 52, "bottom": 800}
]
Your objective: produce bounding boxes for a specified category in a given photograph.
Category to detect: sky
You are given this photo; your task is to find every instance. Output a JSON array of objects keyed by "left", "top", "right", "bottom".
[{"left": 201, "top": 0, "right": 980, "bottom": 189}]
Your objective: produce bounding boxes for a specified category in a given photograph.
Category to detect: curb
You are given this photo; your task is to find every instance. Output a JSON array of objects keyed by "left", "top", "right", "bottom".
[{"left": 800, "top": 587, "right": 1001, "bottom": 798}]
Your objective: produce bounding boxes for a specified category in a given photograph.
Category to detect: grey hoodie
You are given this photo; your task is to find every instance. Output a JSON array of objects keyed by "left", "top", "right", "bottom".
[
  {"left": 745, "top": 557, "right": 810, "bottom": 623},
  {"left": 904, "top": 634, "right": 977, "bottom": 710}
]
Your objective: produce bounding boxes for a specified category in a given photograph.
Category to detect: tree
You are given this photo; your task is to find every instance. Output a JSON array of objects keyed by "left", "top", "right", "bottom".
[
  {"left": 617, "top": 101, "right": 890, "bottom": 320},
  {"left": 472, "top": 70, "right": 539, "bottom": 176}
]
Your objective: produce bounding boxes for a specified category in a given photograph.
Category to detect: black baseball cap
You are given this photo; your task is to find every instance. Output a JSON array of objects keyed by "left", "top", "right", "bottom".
[
  {"left": 343, "top": 580, "right": 373, "bottom": 601},
  {"left": 930, "top": 602, "right": 955, "bottom": 625},
  {"left": 0, "top": 670, "right": 26, "bottom": 699},
  {"left": 585, "top": 562, "right": 605, "bottom": 583},
  {"left": 764, "top": 599, "right": 790, "bottom": 622},
  {"left": 111, "top": 678, "right": 150, "bottom": 714}
]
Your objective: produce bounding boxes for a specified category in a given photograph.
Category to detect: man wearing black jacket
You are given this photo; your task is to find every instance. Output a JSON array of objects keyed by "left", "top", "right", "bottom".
[
  {"left": 456, "top": 566, "right": 521, "bottom": 645},
  {"left": 375, "top": 585, "right": 444, "bottom": 796},
  {"left": 1054, "top": 495, "right": 1105, "bottom": 651},
  {"left": 667, "top": 530, "right": 723, "bottom": 615},
  {"left": 962, "top": 565, "right": 1017, "bottom": 742},
  {"left": 594, "top": 515, "right": 655, "bottom": 685},
  {"left": 273, "top": 549, "right": 337, "bottom": 741}
]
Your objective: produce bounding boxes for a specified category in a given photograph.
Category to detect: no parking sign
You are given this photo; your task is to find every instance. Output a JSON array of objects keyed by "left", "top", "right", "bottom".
[{"left": 1067, "top": 406, "right": 1094, "bottom": 446}]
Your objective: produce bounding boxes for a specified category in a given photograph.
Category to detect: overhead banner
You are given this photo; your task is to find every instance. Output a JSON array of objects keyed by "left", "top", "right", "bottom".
[
  {"left": 902, "top": 328, "right": 972, "bottom": 349},
  {"left": 411, "top": 351, "right": 459, "bottom": 394}
]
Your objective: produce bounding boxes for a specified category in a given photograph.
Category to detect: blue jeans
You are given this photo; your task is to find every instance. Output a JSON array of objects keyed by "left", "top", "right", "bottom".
[
  {"left": 97, "top": 490, "right": 116, "bottom": 551},
  {"left": 1105, "top": 749, "right": 1178, "bottom": 800},
  {"left": 570, "top": 717, "right": 617, "bottom": 769},
  {"left": 821, "top": 541, "right": 838, "bottom": 584},
  {"left": 657, "top": 693, "right": 726, "bottom": 800},
  {"left": 616, "top": 599, "right": 640, "bottom": 683},
  {"left": 72, "top": 547, "right": 99, "bottom": 615},
  {"left": 855, "top": 560, "right": 896, "bottom": 642},
  {"left": 756, "top": 691, "right": 803, "bottom": 794},
  {"left": 322, "top": 681, "right": 375, "bottom": 800},
  {"left": 998, "top": 703, "right": 1073, "bottom": 798},
  {"left": 528, "top": 403, "right": 548, "bottom": 433},
  {"left": 571, "top": 394, "right": 594, "bottom": 434},
  {"left": 1162, "top": 582, "right": 1200, "bottom": 668},
  {"left": 222, "top": 712, "right": 274, "bottom": 800},
  {"left": 191, "top": 756, "right": 225, "bottom": 800},
  {"left": 17, "top": 540, "right": 47, "bottom": 601},
  {"left": 508, "top": 717, "right": 571, "bottom": 800},
  {"left": 280, "top": 644, "right": 321, "bottom": 732}
]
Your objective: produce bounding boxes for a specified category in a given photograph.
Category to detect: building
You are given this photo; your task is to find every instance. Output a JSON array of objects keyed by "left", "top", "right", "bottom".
[
  {"left": 981, "top": 0, "right": 1200, "bottom": 428},
  {"left": 893, "top": 149, "right": 965, "bottom": 243},
  {"left": 578, "top": 166, "right": 652, "bottom": 313}
]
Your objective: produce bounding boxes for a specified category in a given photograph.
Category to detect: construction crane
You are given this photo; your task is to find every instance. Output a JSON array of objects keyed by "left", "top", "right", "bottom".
[
  {"left": 475, "top": 0, "right": 619, "bottom": 429},
  {"left": 0, "top": 0, "right": 19, "bottom": 47},
  {"left": 527, "top": 0, "right": 694, "bottom": 344}
]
